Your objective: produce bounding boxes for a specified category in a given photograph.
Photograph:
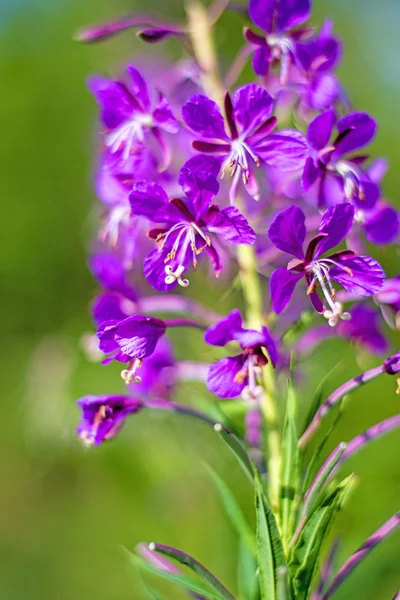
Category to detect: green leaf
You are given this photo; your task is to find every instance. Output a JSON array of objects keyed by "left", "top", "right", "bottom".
[
  {"left": 302, "top": 397, "right": 346, "bottom": 495},
  {"left": 302, "top": 361, "right": 343, "bottom": 434},
  {"left": 277, "top": 567, "right": 290, "bottom": 600},
  {"left": 280, "top": 379, "right": 300, "bottom": 548},
  {"left": 303, "top": 443, "right": 347, "bottom": 518},
  {"left": 255, "top": 473, "right": 287, "bottom": 600},
  {"left": 214, "top": 423, "right": 254, "bottom": 483},
  {"left": 289, "top": 475, "right": 355, "bottom": 600},
  {"left": 204, "top": 463, "right": 256, "bottom": 554},
  {"left": 237, "top": 540, "right": 260, "bottom": 600},
  {"left": 128, "top": 551, "right": 226, "bottom": 600},
  {"left": 149, "top": 543, "right": 235, "bottom": 600}
]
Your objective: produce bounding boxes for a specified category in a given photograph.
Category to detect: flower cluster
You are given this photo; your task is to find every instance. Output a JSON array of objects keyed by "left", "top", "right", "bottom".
[{"left": 75, "top": 1, "right": 400, "bottom": 598}]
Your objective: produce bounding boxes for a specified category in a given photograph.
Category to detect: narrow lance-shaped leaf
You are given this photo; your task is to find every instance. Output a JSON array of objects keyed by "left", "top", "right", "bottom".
[
  {"left": 137, "top": 543, "right": 205, "bottom": 600},
  {"left": 237, "top": 540, "right": 260, "bottom": 600},
  {"left": 303, "top": 443, "right": 347, "bottom": 518},
  {"left": 255, "top": 473, "right": 287, "bottom": 600},
  {"left": 148, "top": 543, "right": 235, "bottom": 600},
  {"left": 204, "top": 463, "right": 256, "bottom": 554},
  {"left": 277, "top": 567, "right": 290, "bottom": 600},
  {"left": 289, "top": 475, "right": 355, "bottom": 600},
  {"left": 321, "top": 512, "right": 400, "bottom": 600},
  {"left": 301, "top": 361, "right": 344, "bottom": 435},
  {"left": 280, "top": 377, "right": 300, "bottom": 548},
  {"left": 214, "top": 423, "right": 254, "bottom": 482},
  {"left": 310, "top": 539, "right": 340, "bottom": 600},
  {"left": 128, "top": 551, "right": 225, "bottom": 600}
]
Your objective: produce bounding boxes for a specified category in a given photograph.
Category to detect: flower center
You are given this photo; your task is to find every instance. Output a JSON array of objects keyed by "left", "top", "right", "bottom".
[
  {"left": 306, "top": 260, "right": 351, "bottom": 326},
  {"left": 224, "top": 138, "right": 260, "bottom": 184},
  {"left": 106, "top": 113, "right": 153, "bottom": 160},
  {"left": 332, "top": 160, "right": 364, "bottom": 203}
]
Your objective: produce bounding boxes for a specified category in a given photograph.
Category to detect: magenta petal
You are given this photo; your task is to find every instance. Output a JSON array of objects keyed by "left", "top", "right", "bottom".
[
  {"left": 207, "top": 355, "right": 247, "bottom": 398},
  {"left": 88, "top": 76, "right": 134, "bottom": 129},
  {"left": 208, "top": 206, "right": 256, "bottom": 245},
  {"left": 256, "top": 130, "right": 307, "bottom": 171},
  {"left": 182, "top": 95, "right": 228, "bottom": 140},
  {"left": 364, "top": 205, "right": 400, "bottom": 245},
  {"left": 268, "top": 205, "right": 306, "bottom": 259},
  {"left": 129, "top": 181, "right": 176, "bottom": 221},
  {"left": 302, "top": 157, "right": 321, "bottom": 191},
  {"left": 127, "top": 65, "right": 150, "bottom": 110},
  {"left": 252, "top": 46, "right": 271, "bottom": 76},
  {"left": 307, "top": 108, "right": 336, "bottom": 151},
  {"left": 314, "top": 202, "right": 354, "bottom": 258},
  {"left": 204, "top": 309, "right": 243, "bottom": 346},
  {"left": 90, "top": 253, "right": 138, "bottom": 302},
  {"left": 308, "top": 73, "right": 340, "bottom": 111},
  {"left": 244, "top": 27, "right": 267, "bottom": 46},
  {"left": 92, "top": 293, "right": 128, "bottom": 327},
  {"left": 144, "top": 250, "right": 173, "bottom": 292},
  {"left": 153, "top": 94, "right": 179, "bottom": 133},
  {"left": 249, "top": 0, "right": 275, "bottom": 33},
  {"left": 276, "top": 0, "right": 311, "bottom": 32},
  {"left": 270, "top": 268, "right": 304, "bottom": 313},
  {"left": 233, "top": 84, "right": 274, "bottom": 135},
  {"left": 182, "top": 155, "right": 223, "bottom": 178},
  {"left": 330, "top": 256, "right": 385, "bottom": 296},
  {"left": 113, "top": 315, "right": 166, "bottom": 358},
  {"left": 333, "top": 112, "right": 377, "bottom": 158}
]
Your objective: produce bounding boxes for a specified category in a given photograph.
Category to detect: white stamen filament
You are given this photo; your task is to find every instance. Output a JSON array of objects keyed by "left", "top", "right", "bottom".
[
  {"left": 121, "top": 358, "right": 143, "bottom": 384},
  {"left": 106, "top": 113, "right": 153, "bottom": 160},
  {"left": 224, "top": 137, "right": 260, "bottom": 184},
  {"left": 308, "top": 262, "right": 351, "bottom": 327}
]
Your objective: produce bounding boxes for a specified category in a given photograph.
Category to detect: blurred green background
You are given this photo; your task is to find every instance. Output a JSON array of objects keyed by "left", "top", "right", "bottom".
[{"left": 1, "top": 0, "right": 399, "bottom": 598}]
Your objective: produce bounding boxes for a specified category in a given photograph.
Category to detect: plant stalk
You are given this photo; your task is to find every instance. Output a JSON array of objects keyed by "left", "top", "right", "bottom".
[{"left": 185, "top": 0, "right": 281, "bottom": 510}]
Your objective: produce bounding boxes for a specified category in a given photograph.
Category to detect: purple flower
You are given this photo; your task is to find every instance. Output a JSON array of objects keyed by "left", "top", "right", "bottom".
[
  {"left": 204, "top": 309, "right": 278, "bottom": 398},
  {"left": 268, "top": 203, "right": 385, "bottom": 324},
  {"left": 89, "top": 65, "right": 178, "bottom": 168},
  {"left": 245, "top": 0, "right": 311, "bottom": 81},
  {"left": 129, "top": 337, "right": 177, "bottom": 401},
  {"left": 77, "top": 394, "right": 142, "bottom": 445},
  {"left": 98, "top": 314, "right": 167, "bottom": 383},
  {"left": 129, "top": 168, "right": 256, "bottom": 291},
  {"left": 374, "top": 276, "right": 400, "bottom": 330},
  {"left": 181, "top": 84, "right": 307, "bottom": 201},
  {"left": 90, "top": 253, "right": 138, "bottom": 303},
  {"left": 383, "top": 351, "right": 400, "bottom": 375},
  {"left": 303, "top": 108, "right": 380, "bottom": 209},
  {"left": 295, "top": 20, "right": 343, "bottom": 111},
  {"left": 297, "top": 303, "right": 388, "bottom": 356}
]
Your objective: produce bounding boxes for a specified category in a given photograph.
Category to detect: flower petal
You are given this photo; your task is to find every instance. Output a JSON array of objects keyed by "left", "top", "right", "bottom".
[
  {"left": 113, "top": 315, "right": 166, "bottom": 358},
  {"left": 276, "top": 0, "right": 311, "bottom": 32},
  {"left": 89, "top": 253, "right": 138, "bottom": 301},
  {"left": 329, "top": 256, "right": 385, "bottom": 296},
  {"left": 182, "top": 95, "right": 228, "bottom": 140},
  {"left": 129, "top": 181, "right": 177, "bottom": 222},
  {"left": 314, "top": 202, "right": 354, "bottom": 258},
  {"left": 208, "top": 206, "right": 256, "bottom": 245},
  {"left": 302, "top": 157, "right": 321, "bottom": 191},
  {"left": 207, "top": 355, "right": 247, "bottom": 398},
  {"left": 88, "top": 75, "right": 134, "bottom": 129},
  {"left": 252, "top": 46, "right": 272, "bottom": 76},
  {"left": 270, "top": 268, "right": 304, "bottom": 313},
  {"left": 307, "top": 108, "right": 336, "bottom": 151},
  {"left": 233, "top": 84, "right": 274, "bottom": 135},
  {"left": 308, "top": 73, "right": 340, "bottom": 111},
  {"left": 204, "top": 309, "right": 243, "bottom": 346},
  {"left": 256, "top": 129, "right": 307, "bottom": 171},
  {"left": 268, "top": 205, "right": 306, "bottom": 259},
  {"left": 77, "top": 394, "right": 141, "bottom": 445},
  {"left": 363, "top": 205, "right": 400, "bottom": 245},
  {"left": 92, "top": 293, "right": 129, "bottom": 327},
  {"left": 127, "top": 66, "right": 150, "bottom": 110},
  {"left": 249, "top": 0, "right": 275, "bottom": 33},
  {"left": 153, "top": 94, "right": 179, "bottom": 133},
  {"left": 333, "top": 112, "right": 377, "bottom": 158}
]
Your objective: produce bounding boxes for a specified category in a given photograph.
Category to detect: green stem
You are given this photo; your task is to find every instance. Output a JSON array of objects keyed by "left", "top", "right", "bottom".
[{"left": 185, "top": 0, "right": 281, "bottom": 510}]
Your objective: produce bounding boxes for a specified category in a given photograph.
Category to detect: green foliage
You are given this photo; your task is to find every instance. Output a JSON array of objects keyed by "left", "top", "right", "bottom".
[
  {"left": 255, "top": 473, "right": 287, "bottom": 600},
  {"left": 237, "top": 541, "right": 260, "bottom": 600},
  {"left": 214, "top": 423, "right": 254, "bottom": 483},
  {"left": 289, "top": 476, "right": 355, "bottom": 600},
  {"left": 280, "top": 380, "right": 300, "bottom": 549},
  {"left": 129, "top": 552, "right": 229, "bottom": 600},
  {"left": 204, "top": 463, "right": 256, "bottom": 554}
]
